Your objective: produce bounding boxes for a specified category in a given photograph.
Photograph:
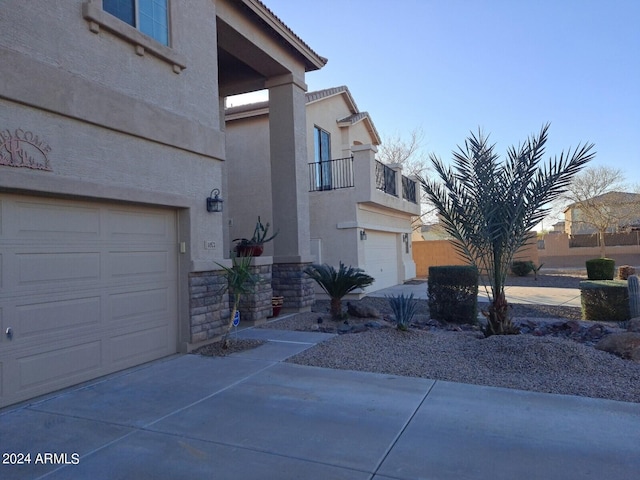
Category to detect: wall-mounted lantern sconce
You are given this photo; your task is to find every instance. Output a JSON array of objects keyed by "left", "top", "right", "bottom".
[
  {"left": 360, "top": 229, "right": 367, "bottom": 241},
  {"left": 206, "top": 188, "right": 223, "bottom": 213},
  {"left": 402, "top": 233, "right": 409, "bottom": 243}
]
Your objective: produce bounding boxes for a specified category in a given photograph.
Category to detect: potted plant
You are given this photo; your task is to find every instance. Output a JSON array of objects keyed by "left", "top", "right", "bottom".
[
  {"left": 270, "top": 296, "right": 284, "bottom": 318},
  {"left": 233, "top": 216, "right": 278, "bottom": 257}
]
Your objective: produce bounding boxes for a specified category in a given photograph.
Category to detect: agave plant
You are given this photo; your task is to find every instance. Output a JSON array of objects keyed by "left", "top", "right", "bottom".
[
  {"left": 419, "top": 124, "right": 595, "bottom": 336},
  {"left": 216, "top": 255, "right": 260, "bottom": 348},
  {"left": 305, "top": 262, "right": 374, "bottom": 319},
  {"left": 387, "top": 293, "right": 418, "bottom": 331}
]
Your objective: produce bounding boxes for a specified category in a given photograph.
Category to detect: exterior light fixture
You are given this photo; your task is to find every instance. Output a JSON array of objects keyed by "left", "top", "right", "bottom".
[
  {"left": 360, "top": 229, "right": 367, "bottom": 241},
  {"left": 206, "top": 188, "right": 223, "bottom": 213},
  {"left": 402, "top": 233, "right": 409, "bottom": 242}
]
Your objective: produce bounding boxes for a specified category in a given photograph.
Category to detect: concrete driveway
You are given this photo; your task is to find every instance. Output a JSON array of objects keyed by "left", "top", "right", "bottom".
[
  {"left": 370, "top": 283, "right": 582, "bottom": 308},
  {"left": 1, "top": 327, "right": 639, "bottom": 480}
]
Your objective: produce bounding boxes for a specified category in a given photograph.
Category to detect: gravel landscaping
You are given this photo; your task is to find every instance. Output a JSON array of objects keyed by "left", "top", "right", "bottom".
[{"left": 258, "top": 272, "right": 640, "bottom": 404}]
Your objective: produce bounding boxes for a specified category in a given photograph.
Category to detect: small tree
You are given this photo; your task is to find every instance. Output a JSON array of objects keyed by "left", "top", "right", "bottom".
[
  {"left": 216, "top": 256, "right": 260, "bottom": 348},
  {"left": 378, "top": 127, "right": 436, "bottom": 226},
  {"left": 305, "top": 262, "right": 374, "bottom": 319},
  {"left": 419, "top": 124, "right": 594, "bottom": 336},
  {"left": 563, "top": 166, "right": 640, "bottom": 257}
]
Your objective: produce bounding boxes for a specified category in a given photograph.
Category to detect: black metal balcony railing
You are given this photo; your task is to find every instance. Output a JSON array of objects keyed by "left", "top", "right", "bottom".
[
  {"left": 308, "top": 156, "right": 354, "bottom": 192},
  {"left": 375, "top": 160, "right": 397, "bottom": 196},
  {"left": 402, "top": 175, "right": 417, "bottom": 204}
]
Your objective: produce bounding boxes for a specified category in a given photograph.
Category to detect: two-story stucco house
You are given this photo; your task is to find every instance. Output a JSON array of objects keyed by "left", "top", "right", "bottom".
[
  {"left": 225, "top": 86, "right": 419, "bottom": 294},
  {"left": 564, "top": 191, "right": 640, "bottom": 235},
  {"left": 0, "top": 0, "right": 325, "bottom": 408}
]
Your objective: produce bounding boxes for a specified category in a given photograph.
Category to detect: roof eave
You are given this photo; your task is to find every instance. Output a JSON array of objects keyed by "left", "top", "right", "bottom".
[{"left": 242, "top": 0, "right": 328, "bottom": 72}]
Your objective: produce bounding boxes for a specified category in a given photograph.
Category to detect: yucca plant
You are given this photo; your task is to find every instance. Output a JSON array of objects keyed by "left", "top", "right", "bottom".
[
  {"left": 305, "top": 262, "right": 374, "bottom": 319},
  {"left": 387, "top": 293, "right": 418, "bottom": 331},
  {"left": 216, "top": 255, "right": 260, "bottom": 348},
  {"left": 419, "top": 124, "right": 594, "bottom": 336}
]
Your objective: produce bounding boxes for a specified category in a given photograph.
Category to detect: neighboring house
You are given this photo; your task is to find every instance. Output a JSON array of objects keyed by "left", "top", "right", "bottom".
[
  {"left": 0, "top": 0, "right": 325, "bottom": 408},
  {"left": 551, "top": 221, "right": 565, "bottom": 234},
  {"left": 414, "top": 223, "right": 451, "bottom": 241},
  {"left": 225, "top": 86, "right": 419, "bottom": 293},
  {"left": 564, "top": 191, "right": 640, "bottom": 235}
]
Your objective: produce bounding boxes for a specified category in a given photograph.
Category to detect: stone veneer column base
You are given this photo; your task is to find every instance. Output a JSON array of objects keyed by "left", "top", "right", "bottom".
[
  {"left": 272, "top": 263, "right": 315, "bottom": 311},
  {"left": 188, "top": 270, "right": 229, "bottom": 345},
  {"left": 189, "top": 263, "right": 273, "bottom": 346},
  {"left": 235, "top": 263, "right": 273, "bottom": 324}
]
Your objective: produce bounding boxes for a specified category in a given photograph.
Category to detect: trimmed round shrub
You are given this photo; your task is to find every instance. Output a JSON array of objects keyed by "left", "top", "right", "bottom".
[
  {"left": 511, "top": 260, "right": 534, "bottom": 277},
  {"left": 580, "top": 280, "right": 630, "bottom": 322},
  {"left": 585, "top": 258, "right": 615, "bottom": 280},
  {"left": 428, "top": 265, "right": 478, "bottom": 324}
]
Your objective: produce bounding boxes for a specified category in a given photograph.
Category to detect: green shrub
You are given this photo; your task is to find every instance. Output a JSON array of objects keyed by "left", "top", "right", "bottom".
[
  {"left": 428, "top": 265, "right": 478, "bottom": 324},
  {"left": 511, "top": 260, "right": 534, "bottom": 277},
  {"left": 580, "top": 280, "right": 630, "bottom": 321},
  {"left": 387, "top": 293, "right": 418, "bottom": 331},
  {"left": 585, "top": 258, "right": 615, "bottom": 280},
  {"left": 304, "top": 262, "right": 374, "bottom": 319}
]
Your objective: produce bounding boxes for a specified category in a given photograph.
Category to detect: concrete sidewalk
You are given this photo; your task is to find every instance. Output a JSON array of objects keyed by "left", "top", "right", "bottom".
[
  {"left": 1, "top": 327, "right": 638, "bottom": 480},
  {"left": 370, "top": 282, "right": 582, "bottom": 308}
]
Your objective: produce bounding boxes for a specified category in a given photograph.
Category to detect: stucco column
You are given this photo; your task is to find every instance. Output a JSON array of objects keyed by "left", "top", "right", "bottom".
[
  {"left": 266, "top": 73, "right": 314, "bottom": 311},
  {"left": 266, "top": 73, "right": 312, "bottom": 263}
]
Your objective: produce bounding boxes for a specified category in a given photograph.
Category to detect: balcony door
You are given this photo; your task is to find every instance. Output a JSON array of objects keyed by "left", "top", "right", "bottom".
[{"left": 314, "top": 126, "right": 332, "bottom": 190}]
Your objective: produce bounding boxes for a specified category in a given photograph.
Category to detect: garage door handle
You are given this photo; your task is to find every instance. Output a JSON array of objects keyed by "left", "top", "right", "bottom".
[{"left": 5, "top": 327, "right": 12, "bottom": 340}]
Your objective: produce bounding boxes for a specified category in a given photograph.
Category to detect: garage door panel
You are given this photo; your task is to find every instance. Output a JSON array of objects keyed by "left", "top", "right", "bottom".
[
  {"left": 365, "top": 232, "right": 399, "bottom": 291},
  {"left": 0, "top": 193, "right": 178, "bottom": 408},
  {"left": 110, "top": 251, "right": 170, "bottom": 279},
  {"left": 17, "top": 252, "right": 101, "bottom": 287},
  {"left": 110, "top": 325, "right": 171, "bottom": 364},
  {"left": 15, "top": 201, "right": 101, "bottom": 239},
  {"left": 16, "top": 340, "right": 102, "bottom": 391},
  {"left": 16, "top": 296, "right": 101, "bottom": 338},
  {"left": 110, "top": 287, "right": 169, "bottom": 322},
  {"left": 108, "top": 210, "right": 171, "bottom": 241}
]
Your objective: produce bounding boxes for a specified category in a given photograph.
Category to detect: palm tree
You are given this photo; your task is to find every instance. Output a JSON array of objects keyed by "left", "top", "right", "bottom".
[
  {"left": 305, "top": 262, "right": 374, "bottom": 318},
  {"left": 419, "top": 124, "right": 594, "bottom": 336}
]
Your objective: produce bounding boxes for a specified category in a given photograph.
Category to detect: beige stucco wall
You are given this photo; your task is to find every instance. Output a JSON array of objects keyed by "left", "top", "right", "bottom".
[
  {"left": 413, "top": 238, "right": 540, "bottom": 277},
  {"left": 225, "top": 113, "right": 275, "bottom": 256},
  {"left": 2, "top": 0, "right": 220, "bottom": 130},
  {"left": 306, "top": 94, "right": 375, "bottom": 159},
  {"left": 539, "top": 233, "right": 640, "bottom": 267},
  {"left": 0, "top": 1, "right": 227, "bottom": 269},
  {"left": 225, "top": 89, "right": 418, "bottom": 289}
]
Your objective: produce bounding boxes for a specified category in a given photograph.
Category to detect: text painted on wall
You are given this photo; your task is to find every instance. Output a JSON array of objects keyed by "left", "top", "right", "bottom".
[{"left": 0, "top": 128, "right": 52, "bottom": 171}]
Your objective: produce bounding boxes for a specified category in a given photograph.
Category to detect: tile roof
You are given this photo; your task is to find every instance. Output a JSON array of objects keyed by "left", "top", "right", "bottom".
[
  {"left": 248, "top": 0, "right": 327, "bottom": 70},
  {"left": 225, "top": 85, "right": 381, "bottom": 144},
  {"left": 305, "top": 86, "right": 358, "bottom": 113}
]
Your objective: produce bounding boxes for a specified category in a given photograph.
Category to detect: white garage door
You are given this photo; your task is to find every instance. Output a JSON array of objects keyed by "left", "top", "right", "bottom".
[
  {"left": 364, "top": 231, "right": 399, "bottom": 291},
  {"left": 0, "top": 194, "right": 178, "bottom": 408}
]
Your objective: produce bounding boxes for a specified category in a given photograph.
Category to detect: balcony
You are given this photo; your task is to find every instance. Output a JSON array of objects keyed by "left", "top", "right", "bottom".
[
  {"left": 308, "top": 145, "right": 420, "bottom": 216},
  {"left": 308, "top": 156, "right": 354, "bottom": 192},
  {"left": 375, "top": 161, "right": 396, "bottom": 196}
]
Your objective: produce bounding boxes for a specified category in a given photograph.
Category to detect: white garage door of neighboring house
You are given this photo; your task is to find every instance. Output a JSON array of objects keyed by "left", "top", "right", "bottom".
[
  {"left": 0, "top": 194, "right": 178, "bottom": 408},
  {"left": 364, "top": 231, "right": 399, "bottom": 292}
]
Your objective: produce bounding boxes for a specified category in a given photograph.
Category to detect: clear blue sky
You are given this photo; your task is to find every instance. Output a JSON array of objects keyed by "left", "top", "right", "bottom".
[{"left": 258, "top": 0, "right": 640, "bottom": 186}]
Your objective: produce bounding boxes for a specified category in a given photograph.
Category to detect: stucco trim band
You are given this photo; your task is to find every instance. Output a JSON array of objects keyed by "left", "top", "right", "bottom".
[{"left": 0, "top": 46, "right": 225, "bottom": 160}]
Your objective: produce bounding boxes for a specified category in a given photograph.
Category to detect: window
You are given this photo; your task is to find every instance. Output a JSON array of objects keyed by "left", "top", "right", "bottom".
[
  {"left": 103, "top": 0, "right": 169, "bottom": 46},
  {"left": 314, "top": 126, "right": 331, "bottom": 190}
]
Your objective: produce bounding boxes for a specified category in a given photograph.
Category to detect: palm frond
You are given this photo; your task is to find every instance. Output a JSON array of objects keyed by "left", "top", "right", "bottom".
[{"left": 418, "top": 124, "right": 594, "bottom": 335}]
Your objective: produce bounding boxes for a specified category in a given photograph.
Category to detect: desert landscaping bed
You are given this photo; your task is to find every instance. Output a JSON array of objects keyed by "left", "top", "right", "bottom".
[
  {"left": 195, "top": 272, "right": 640, "bottom": 403},
  {"left": 256, "top": 273, "right": 640, "bottom": 404}
]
